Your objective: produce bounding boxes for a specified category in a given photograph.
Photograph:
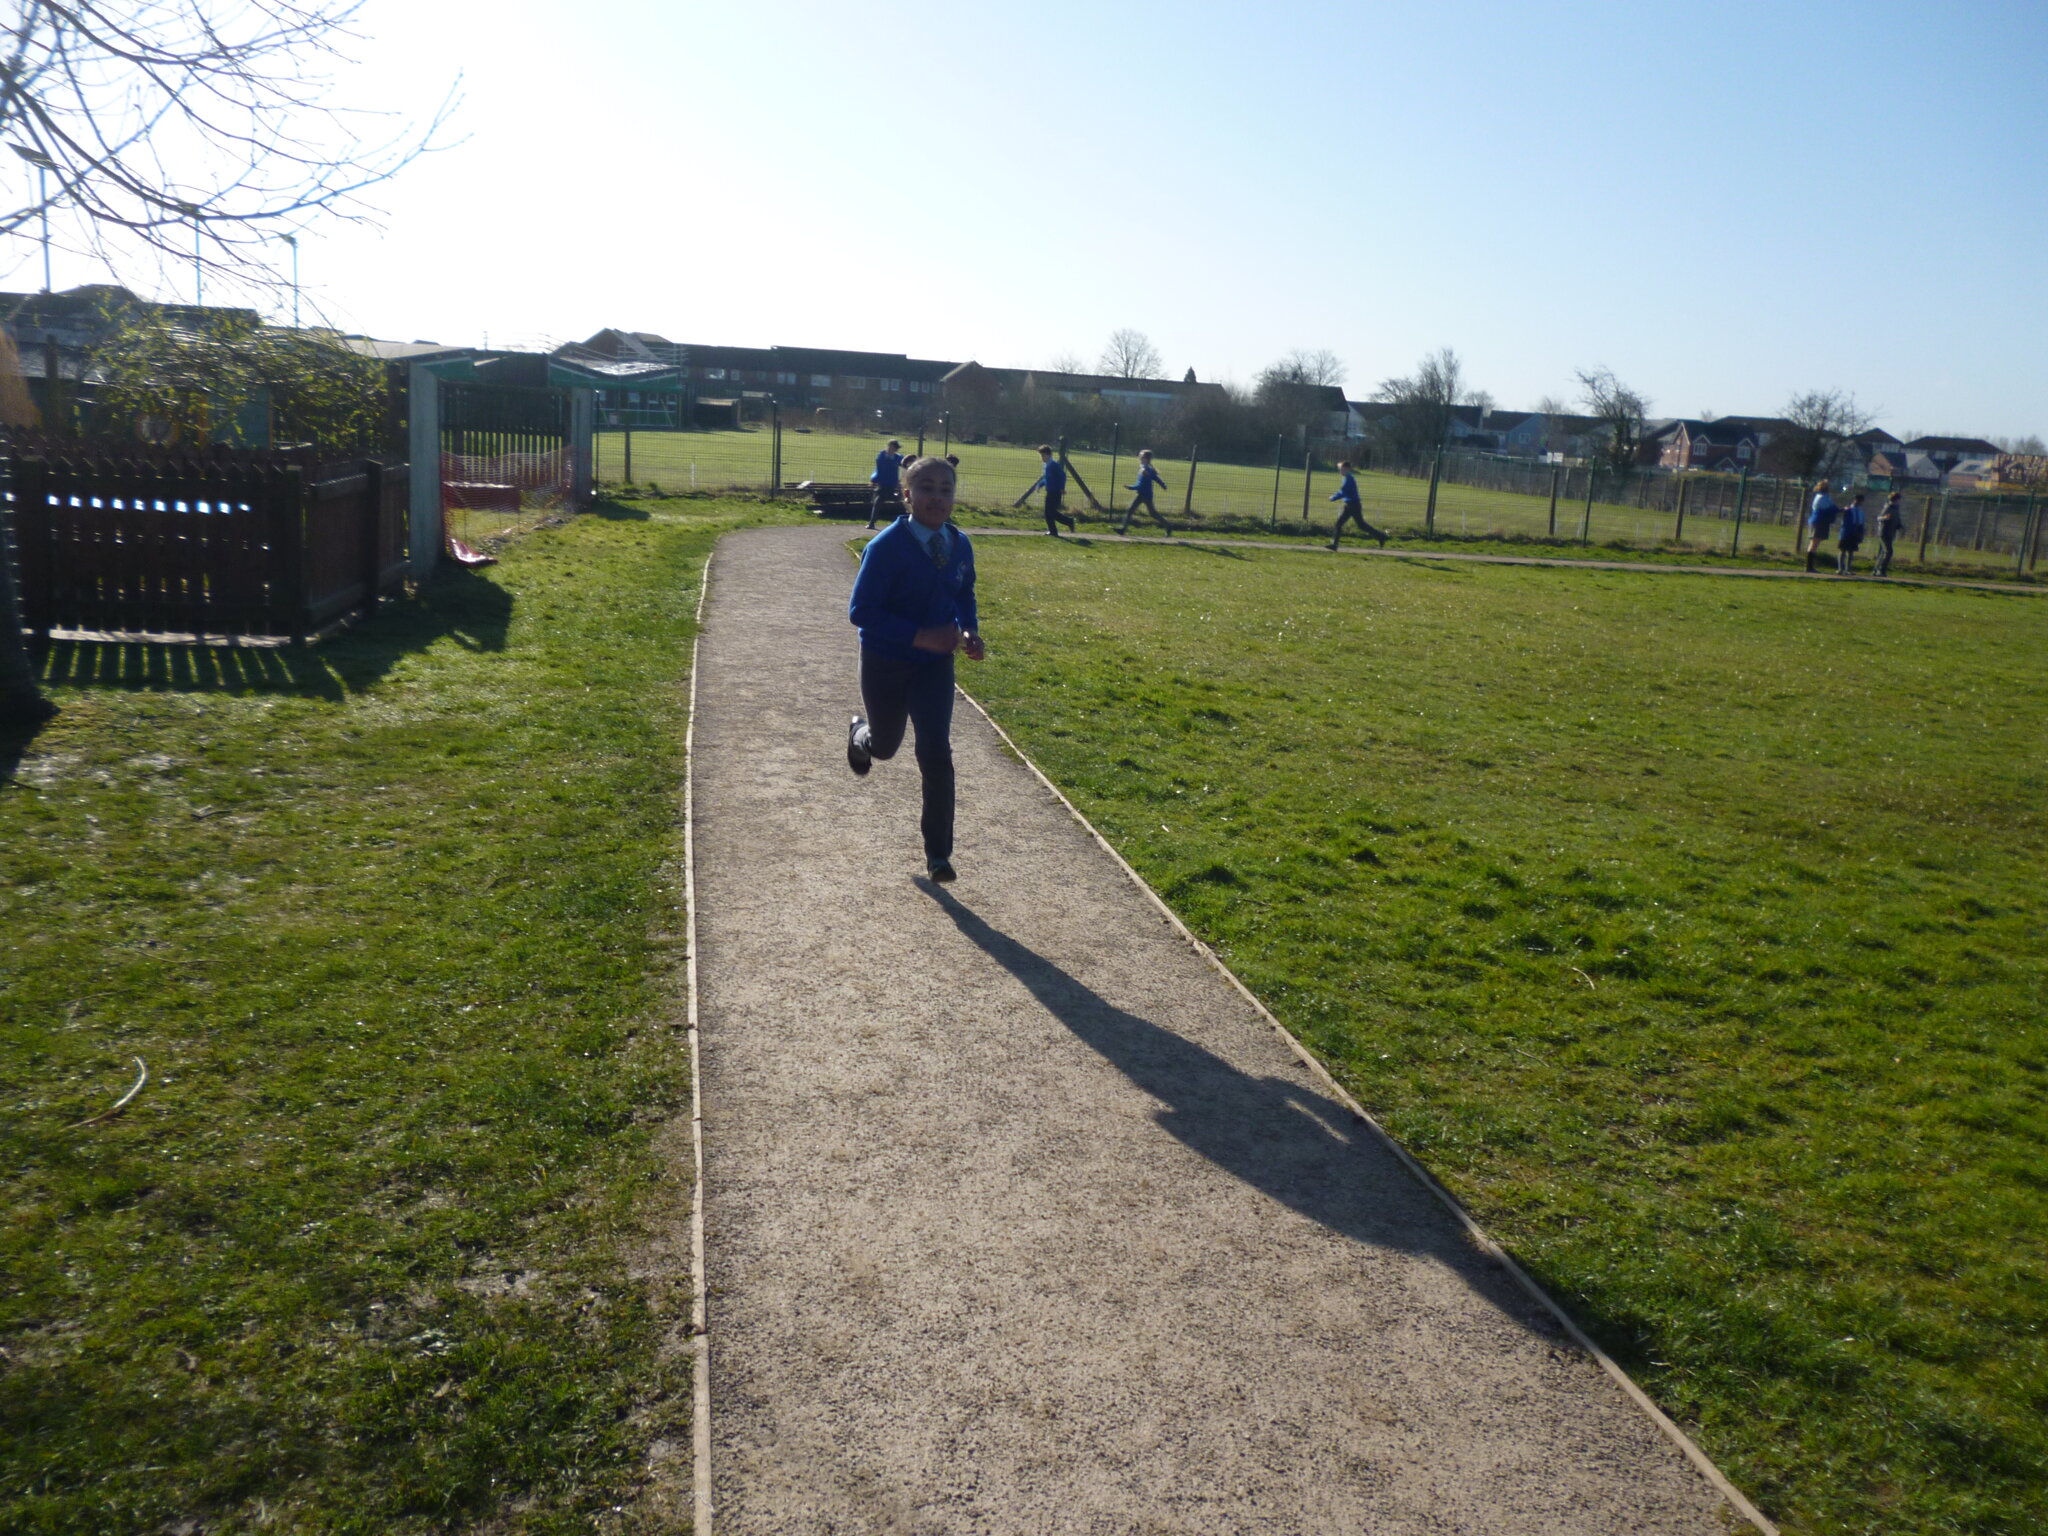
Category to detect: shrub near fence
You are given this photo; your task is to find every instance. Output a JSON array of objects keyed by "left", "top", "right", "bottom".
[{"left": 6, "top": 437, "right": 408, "bottom": 645}]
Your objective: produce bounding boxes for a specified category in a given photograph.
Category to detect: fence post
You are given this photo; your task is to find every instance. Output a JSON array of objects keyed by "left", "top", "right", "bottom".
[
  {"left": 1547, "top": 463, "right": 1560, "bottom": 537},
  {"left": 1673, "top": 475, "right": 1689, "bottom": 543},
  {"left": 1058, "top": 434, "right": 1104, "bottom": 512},
  {"left": 8, "top": 454, "right": 51, "bottom": 648},
  {"left": 1579, "top": 466, "right": 1596, "bottom": 543},
  {"left": 359, "top": 460, "right": 386, "bottom": 618},
  {"left": 1270, "top": 434, "right": 1283, "bottom": 532},
  {"left": 1107, "top": 420, "right": 1120, "bottom": 519},
  {"left": 1424, "top": 441, "right": 1443, "bottom": 536},
  {"left": 1730, "top": 467, "right": 1751, "bottom": 554},
  {"left": 271, "top": 464, "right": 309, "bottom": 645},
  {"left": 1915, "top": 493, "right": 1934, "bottom": 564},
  {"left": 2019, "top": 492, "right": 2038, "bottom": 576},
  {"left": 1182, "top": 444, "right": 1199, "bottom": 517},
  {"left": 2029, "top": 490, "right": 2045, "bottom": 571},
  {"left": 771, "top": 402, "right": 783, "bottom": 492},
  {"left": 1300, "top": 444, "right": 1314, "bottom": 524},
  {"left": 407, "top": 363, "right": 443, "bottom": 579}
]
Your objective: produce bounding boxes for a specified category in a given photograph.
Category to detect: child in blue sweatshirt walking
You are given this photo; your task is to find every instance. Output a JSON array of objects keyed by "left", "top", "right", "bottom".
[
  {"left": 866, "top": 439, "right": 904, "bottom": 529},
  {"left": 846, "top": 456, "right": 984, "bottom": 883},
  {"left": 1327, "top": 460, "right": 1388, "bottom": 550},
  {"left": 1120, "top": 449, "right": 1172, "bottom": 535},
  {"left": 1027, "top": 444, "right": 1077, "bottom": 535}
]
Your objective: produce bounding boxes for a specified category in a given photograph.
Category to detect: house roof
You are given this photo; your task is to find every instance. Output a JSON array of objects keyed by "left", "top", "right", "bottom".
[{"left": 1905, "top": 435, "right": 2002, "bottom": 455}]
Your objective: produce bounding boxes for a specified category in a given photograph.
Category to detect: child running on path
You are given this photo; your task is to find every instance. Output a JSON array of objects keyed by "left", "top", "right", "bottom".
[
  {"left": 1121, "top": 449, "right": 1172, "bottom": 535},
  {"left": 1027, "top": 444, "right": 1077, "bottom": 536},
  {"left": 866, "top": 439, "right": 905, "bottom": 529},
  {"left": 1874, "top": 491, "right": 1904, "bottom": 576},
  {"left": 1327, "top": 460, "right": 1389, "bottom": 550},
  {"left": 845, "top": 456, "right": 984, "bottom": 884}
]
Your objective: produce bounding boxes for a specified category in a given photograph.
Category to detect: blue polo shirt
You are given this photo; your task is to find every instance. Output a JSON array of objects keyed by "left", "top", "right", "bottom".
[{"left": 872, "top": 450, "right": 903, "bottom": 488}]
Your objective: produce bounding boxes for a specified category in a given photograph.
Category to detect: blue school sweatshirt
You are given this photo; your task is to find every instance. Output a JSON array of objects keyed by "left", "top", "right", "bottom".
[
  {"left": 1329, "top": 471, "right": 1360, "bottom": 505},
  {"left": 849, "top": 518, "right": 978, "bottom": 660},
  {"left": 1128, "top": 464, "right": 1166, "bottom": 493},
  {"left": 1030, "top": 458, "right": 1067, "bottom": 496},
  {"left": 871, "top": 449, "right": 903, "bottom": 487}
]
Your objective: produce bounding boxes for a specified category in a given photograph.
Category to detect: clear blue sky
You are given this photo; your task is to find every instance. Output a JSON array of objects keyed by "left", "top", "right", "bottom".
[{"left": 34, "top": 0, "right": 2048, "bottom": 438}]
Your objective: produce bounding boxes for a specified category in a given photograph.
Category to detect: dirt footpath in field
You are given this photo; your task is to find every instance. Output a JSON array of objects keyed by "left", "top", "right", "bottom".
[{"left": 689, "top": 523, "right": 1751, "bottom": 1535}]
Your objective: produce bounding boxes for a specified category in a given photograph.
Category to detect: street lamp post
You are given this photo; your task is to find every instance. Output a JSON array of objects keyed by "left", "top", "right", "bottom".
[
  {"left": 9, "top": 144, "right": 56, "bottom": 292},
  {"left": 281, "top": 232, "right": 299, "bottom": 327}
]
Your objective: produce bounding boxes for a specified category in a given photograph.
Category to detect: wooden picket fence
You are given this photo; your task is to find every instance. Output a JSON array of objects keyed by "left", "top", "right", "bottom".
[{"left": 5, "top": 437, "right": 408, "bottom": 645}]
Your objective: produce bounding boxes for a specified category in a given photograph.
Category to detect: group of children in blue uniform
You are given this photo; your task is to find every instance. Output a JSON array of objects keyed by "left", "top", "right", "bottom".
[{"left": 1807, "top": 483, "right": 1905, "bottom": 576}]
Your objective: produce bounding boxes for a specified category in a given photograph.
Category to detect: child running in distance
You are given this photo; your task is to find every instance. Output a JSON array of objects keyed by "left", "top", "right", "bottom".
[
  {"left": 1121, "top": 449, "right": 1171, "bottom": 535},
  {"left": 1327, "top": 460, "right": 1388, "bottom": 550},
  {"left": 1027, "top": 444, "right": 1077, "bottom": 536},
  {"left": 867, "top": 439, "right": 904, "bottom": 529}
]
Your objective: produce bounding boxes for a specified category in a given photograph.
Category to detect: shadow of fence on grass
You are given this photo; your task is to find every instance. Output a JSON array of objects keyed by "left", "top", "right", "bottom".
[{"left": 33, "top": 564, "right": 513, "bottom": 706}]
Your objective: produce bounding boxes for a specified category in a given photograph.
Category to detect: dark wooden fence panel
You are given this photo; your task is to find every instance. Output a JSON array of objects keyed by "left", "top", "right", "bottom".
[{"left": 6, "top": 440, "right": 407, "bottom": 644}]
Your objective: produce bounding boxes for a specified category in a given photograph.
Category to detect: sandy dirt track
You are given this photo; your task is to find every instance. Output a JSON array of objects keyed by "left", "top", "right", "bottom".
[{"left": 689, "top": 523, "right": 1747, "bottom": 1534}]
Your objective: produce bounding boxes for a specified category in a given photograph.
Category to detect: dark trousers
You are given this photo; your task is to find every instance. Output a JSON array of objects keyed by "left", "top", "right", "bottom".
[
  {"left": 867, "top": 485, "right": 900, "bottom": 527},
  {"left": 1331, "top": 502, "right": 1385, "bottom": 544},
  {"left": 858, "top": 649, "right": 956, "bottom": 861},
  {"left": 1874, "top": 530, "right": 1898, "bottom": 575},
  {"left": 1043, "top": 488, "right": 1075, "bottom": 534},
  {"left": 1121, "top": 488, "right": 1170, "bottom": 534}
]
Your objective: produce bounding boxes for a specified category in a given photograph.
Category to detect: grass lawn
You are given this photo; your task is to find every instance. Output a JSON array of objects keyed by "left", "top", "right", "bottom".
[
  {"left": 598, "top": 427, "right": 2036, "bottom": 582},
  {"left": 963, "top": 535, "right": 2048, "bottom": 1536},
  {"left": 1, "top": 497, "right": 791, "bottom": 1534}
]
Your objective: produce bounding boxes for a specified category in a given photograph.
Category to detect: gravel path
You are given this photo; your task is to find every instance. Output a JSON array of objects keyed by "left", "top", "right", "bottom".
[{"left": 690, "top": 524, "right": 1756, "bottom": 1534}]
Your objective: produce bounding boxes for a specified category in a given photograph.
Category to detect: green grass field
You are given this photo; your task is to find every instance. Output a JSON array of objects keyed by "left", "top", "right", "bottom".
[
  {"left": 0, "top": 499, "right": 785, "bottom": 1534},
  {"left": 963, "top": 536, "right": 2048, "bottom": 1536},
  {"left": 597, "top": 427, "right": 2037, "bottom": 579},
  {"left": 8, "top": 497, "right": 2042, "bottom": 1533}
]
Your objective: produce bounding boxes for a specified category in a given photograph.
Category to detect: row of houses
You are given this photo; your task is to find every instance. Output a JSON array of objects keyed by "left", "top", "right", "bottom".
[{"left": 3, "top": 291, "right": 2032, "bottom": 492}]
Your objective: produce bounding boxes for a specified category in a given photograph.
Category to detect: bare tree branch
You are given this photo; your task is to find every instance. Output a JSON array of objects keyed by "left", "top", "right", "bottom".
[{"left": 0, "top": 0, "right": 458, "bottom": 292}]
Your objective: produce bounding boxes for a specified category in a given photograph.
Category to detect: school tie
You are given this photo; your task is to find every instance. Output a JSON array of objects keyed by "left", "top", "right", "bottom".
[{"left": 928, "top": 527, "right": 948, "bottom": 569}]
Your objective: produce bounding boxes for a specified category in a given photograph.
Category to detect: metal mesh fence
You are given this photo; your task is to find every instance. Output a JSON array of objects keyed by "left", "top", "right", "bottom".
[{"left": 593, "top": 427, "right": 2044, "bottom": 575}]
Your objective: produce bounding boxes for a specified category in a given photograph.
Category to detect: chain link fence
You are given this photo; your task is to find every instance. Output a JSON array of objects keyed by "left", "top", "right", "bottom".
[{"left": 593, "top": 427, "right": 2043, "bottom": 576}]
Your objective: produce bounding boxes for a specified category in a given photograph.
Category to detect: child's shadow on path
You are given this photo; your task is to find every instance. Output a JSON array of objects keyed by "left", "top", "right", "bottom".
[{"left": 917, "top": 878, "right": 1555, "bottom": 1334}]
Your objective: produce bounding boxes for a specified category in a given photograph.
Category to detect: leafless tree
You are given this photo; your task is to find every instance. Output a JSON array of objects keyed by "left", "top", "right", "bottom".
[
  {"left": 1778, "top": 388, "right": 1877, "bottom": 483},
  {"left": 1098, "top": 328, "right": 1163, "bottom": 380},
  {"left": 1370, "top": 346, "right": 1468, "bottom": 457},
  {"left": 1259, "top": 347, "right": 1347, "bottom": 389},
  {"left": 0, "top": 0, "right": 457, "bottom": 290},
  {"left": 1575, "top": 366, "right": 1651, "bottom": 473},
  {"left": 1047, "top": 350, "right": 1086, "bottom": 375}
]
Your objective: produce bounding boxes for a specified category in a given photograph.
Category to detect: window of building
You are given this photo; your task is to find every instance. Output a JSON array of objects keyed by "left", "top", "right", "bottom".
[
  {"left": 706, "top": 368, "right": 726, "bottom": 381},
  {"left": 883, "top": 378, "right": 901, "bottom": 391},
  {"left": 778, "top": 371, "right": 797, "bottom": 385},
  {"left": 811, "top": 373, "right": 831, "bottom": 387},
  {"left": 848, "top": 377, "right": 866, "bottom": 389}
]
